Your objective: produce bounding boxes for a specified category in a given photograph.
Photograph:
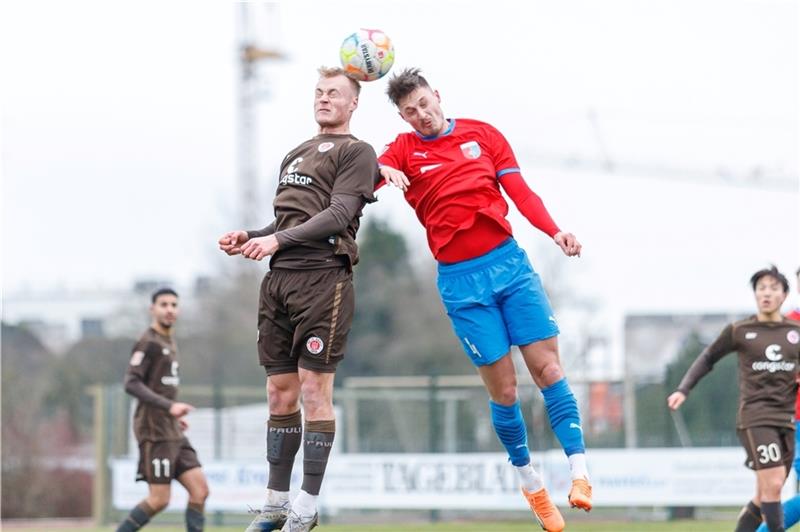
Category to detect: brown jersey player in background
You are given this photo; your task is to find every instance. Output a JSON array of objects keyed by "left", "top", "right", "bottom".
[
  {"left": 116, "top": 288, "right": 209, "bottom": 532},
  {"left": 218, "top": 67, "right": 377, "bottom": 532},
  {"left": 668, "top": 266, "right": 800, "bottom": 532}
]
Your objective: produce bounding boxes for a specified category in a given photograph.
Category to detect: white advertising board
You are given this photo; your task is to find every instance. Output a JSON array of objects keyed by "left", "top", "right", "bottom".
[{"left": 111, "top": 448, "right": 796, "bottom": 511}]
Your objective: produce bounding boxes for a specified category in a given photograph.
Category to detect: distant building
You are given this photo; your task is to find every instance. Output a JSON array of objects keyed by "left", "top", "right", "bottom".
[
  {"left": 1, "top": 278, "right": 208, "bottom": 353},
  {"left": 624, "top": 312, "right": 748, "bottom": 383}
]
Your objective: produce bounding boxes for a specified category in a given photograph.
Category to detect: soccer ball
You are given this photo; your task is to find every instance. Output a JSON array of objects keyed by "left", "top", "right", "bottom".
[{"left": 339, "top": 29, "right": 395, "bottom": 82}]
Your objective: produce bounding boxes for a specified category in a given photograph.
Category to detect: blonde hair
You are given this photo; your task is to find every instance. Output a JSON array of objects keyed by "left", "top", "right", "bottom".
[{"left": 318, "top": 66, "right": 361, "bottom": 96}]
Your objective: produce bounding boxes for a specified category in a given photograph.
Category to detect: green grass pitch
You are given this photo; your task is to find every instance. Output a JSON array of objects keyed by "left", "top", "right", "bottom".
[{"left": 43, "top": 521, "right": 733, "bottom": 531}]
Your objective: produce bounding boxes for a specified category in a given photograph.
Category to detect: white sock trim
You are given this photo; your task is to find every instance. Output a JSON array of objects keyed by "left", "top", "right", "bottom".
[
  {"left": 568, "top": 453, "right": 589, "bottom": 481},
  {"left": 292, "top": 490, "right": 318, "bottom": 518},
  {"left": 266, "top": 489, "right": 290, "bottom": 507},
  {"left": 515, "top": 463, "right": 545, "bottom": 493}
]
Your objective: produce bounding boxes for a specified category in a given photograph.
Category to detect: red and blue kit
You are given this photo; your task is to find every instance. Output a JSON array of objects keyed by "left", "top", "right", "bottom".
[
  {"left": 378, "top": 118, "right": 559, "bottom": 263},
  {"left": 789, "top": 309, "right": 800, "bottom": 424},
  {"left": 379, "top": 119, "right": 562, "bottom": 364}
]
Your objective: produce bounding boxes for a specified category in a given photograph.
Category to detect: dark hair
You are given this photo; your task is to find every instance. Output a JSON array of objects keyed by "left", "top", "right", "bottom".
[
  {"left": 386, "top": 67, "right": 431, "bottom": 106},
  {"left": 750, "top": 266, "right": 788, "bottom": 293},
  {"left": 796, "top": 266, "right": 800, "bottom": 277},
  {"left": 151, "top": 287, "right": 178, "bottom": 304}
]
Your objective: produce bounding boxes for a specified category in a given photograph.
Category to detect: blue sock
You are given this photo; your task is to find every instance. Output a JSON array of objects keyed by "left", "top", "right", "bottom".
[
  {"left": 489, "top": 400, "right": 530, "bottom": 466},
  {"left": 784, "top": 495, "right": 800, "bottom": 529},
  {"left": 541, "top": 378, "right": 585, "bottom": 456}
]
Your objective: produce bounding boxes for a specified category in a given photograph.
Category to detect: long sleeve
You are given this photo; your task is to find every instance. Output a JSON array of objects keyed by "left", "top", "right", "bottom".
[
  {"left": 677, "top": 324, "right": 736, "bottom": 395},
  {"left": 499, "top": 173, "right": 561, "bottom": 237},
  {"left": 274, "top": 194, "right": 363, "bottom": 248},
  {"left": 247, "top": 220, "right": 276, "bottom": 240},
  {"left": 124, "top": 373, "right": 173, "bottom": 410},
  {"left": 123, "top": 343, "right": 173, "bottom": 410}
]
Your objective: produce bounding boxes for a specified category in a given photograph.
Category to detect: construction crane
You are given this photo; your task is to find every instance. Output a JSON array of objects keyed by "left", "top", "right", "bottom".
[{"left": 237, "top": 3, "right": 286, "bottom": 229}]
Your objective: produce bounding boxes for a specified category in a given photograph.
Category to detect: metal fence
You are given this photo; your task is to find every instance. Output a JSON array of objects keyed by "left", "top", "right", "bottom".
[{"left": 90, "top": 373, "right": 622, "bottom": 525}]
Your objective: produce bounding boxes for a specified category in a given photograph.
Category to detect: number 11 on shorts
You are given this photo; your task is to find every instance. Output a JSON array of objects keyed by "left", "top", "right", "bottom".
[{"left": 152, "top": 457, "right": 171, "bottom": 478}]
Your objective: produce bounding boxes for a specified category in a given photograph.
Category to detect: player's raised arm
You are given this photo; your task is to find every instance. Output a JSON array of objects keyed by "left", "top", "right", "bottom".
[
  {"left": 668, "top": 323, "right": 736, "bottom": 409},
  {"left": 498, "top": 172, "right": 581, "bottom": 257}
]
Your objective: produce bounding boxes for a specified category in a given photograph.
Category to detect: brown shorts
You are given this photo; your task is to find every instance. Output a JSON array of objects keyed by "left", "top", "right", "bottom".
[
  {"left": 258, "top": 267, "right": 354, "bottom": 375},
  {"left": 737, "top": 425, "right": 795, "bottom": 474},
  {"left": 136, "top": 437, "right": 201, "bottom": 484}
]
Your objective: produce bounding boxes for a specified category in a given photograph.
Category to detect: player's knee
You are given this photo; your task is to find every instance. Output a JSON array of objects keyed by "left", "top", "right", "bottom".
[
  {"left": 147, "top": 493, "right": 170, "bottom": 513},
  {"left": 191, "top": 482, "right": 210, "bottom": 504},
  {"left": 267, "top": 384, "right": 300, "bottom": 414},
  {"left": 299, "top": 385, "right": 332, "bottom": 418},
  {"left": 493, "top": 383, "right": 518, "bottom": 405},
  {"left": 760, "top": 477, "right": 785, "bottom": 499},
  {"left": 536, "top": 361, "right": 564, "bottom": 387}
]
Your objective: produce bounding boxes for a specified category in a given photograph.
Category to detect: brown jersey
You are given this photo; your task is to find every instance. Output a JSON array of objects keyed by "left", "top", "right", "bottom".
[
  {"left": 678, "top": 317, "right": 800, "bottom": 429},
  {"left": 270, "top": 134, "right": 377, "bottom": 270},
  {"left": 124, "top": 327, "right": 183, "bottom": 442}
]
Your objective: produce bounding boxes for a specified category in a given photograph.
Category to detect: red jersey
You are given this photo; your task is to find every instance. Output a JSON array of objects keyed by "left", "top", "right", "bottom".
[
  {"left": 790, "top": 309, "right": 800, "bottom": 420},
  {"left": 379, "top": 118, "right": 560, "bottom": 262}
]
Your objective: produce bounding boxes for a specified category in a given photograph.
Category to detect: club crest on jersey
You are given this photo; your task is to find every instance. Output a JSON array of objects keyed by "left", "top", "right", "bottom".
[
  {"left": 162, "top": 347, "right": 170, "bottom": 355},
  {"left": 318, "top": 142, "right": 334, "bottom": 153},
  {"left": 788, "top": 330, "right": 800, "bottom": 344},
  {"left": 306, "top": 336, "right": 324, "bottom": 355},
  {"left": 130, "top": 351, "right": 145, "bottom": 366},
  {"left": 460, "top": 141, "right": 481, "bottom": 159}
]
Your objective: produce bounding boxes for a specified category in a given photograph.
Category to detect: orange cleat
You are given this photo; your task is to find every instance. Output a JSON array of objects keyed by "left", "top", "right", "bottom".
[
  {"left": 568, "top": 477, "right": 593, "bottom": 512},
  {"left": 521, "top": 487, "right": 565, "bottom": 532}
]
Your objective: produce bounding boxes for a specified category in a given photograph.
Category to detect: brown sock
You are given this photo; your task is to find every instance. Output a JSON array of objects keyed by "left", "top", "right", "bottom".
[
  {"left": 116, "top": 501, "right": 156, "bottom": 532},
  {"left": 761, "top": 501, "right": 784, "bottom": 532},
  {"left": 185, "top": 501, "right": 204, "bottom": 532},
  {"left": 301, "top": 419, "right": 335, "bottom": 496},
  {"left": 267, "top": 410, "right": 303, "bottom": 492},
  {"left": 734, "top": 501, "right": 762, "bottom": 532}
]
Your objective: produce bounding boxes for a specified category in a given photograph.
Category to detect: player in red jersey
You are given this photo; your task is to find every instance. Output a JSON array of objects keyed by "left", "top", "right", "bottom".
[
  {"left": 790, "top": 268, "right": 800, "bottom": 463},
  {"left": 787, "top": 267, "right": 800, "bottom": 485},
  {"left": 787, "top": 267, "right": 800, "bottom": 323},
  {"left": 377, "top": 68, "right": 589, "bottom": 532}
]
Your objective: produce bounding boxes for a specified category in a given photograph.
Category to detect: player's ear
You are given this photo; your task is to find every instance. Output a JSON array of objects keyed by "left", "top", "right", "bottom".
[
  {"left": 351, "top": 96, "right": 359, "bottom": 111},
  {"left": 434, "top": 89, "right": 441, "bottom": 103}
]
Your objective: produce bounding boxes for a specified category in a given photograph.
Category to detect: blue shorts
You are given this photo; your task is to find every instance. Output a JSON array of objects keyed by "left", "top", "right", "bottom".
[
  {"left": 794, "top": 420, "right": 800, "bottom": 475},
  {"left": 437, "top": 238, "right": 559, "bottom": 366}
]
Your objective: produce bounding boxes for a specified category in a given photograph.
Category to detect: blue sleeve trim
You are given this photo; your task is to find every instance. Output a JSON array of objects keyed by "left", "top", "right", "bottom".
[{"left": 496, "top": 167, "right": 520, "bottom": 178}]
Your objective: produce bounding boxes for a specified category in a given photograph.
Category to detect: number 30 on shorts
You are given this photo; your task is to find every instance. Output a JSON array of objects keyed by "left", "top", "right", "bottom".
[
  {"left": 151, "top": 457, "right": 171, "bottom": 478},
  {"left": 756, "top": 443, "right": 782, "bottom": 464}
]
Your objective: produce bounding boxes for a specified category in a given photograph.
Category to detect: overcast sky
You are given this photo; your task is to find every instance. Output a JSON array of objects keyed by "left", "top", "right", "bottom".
[{"left": 2, "top": 0, "right": 798, "bottom": 315}]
